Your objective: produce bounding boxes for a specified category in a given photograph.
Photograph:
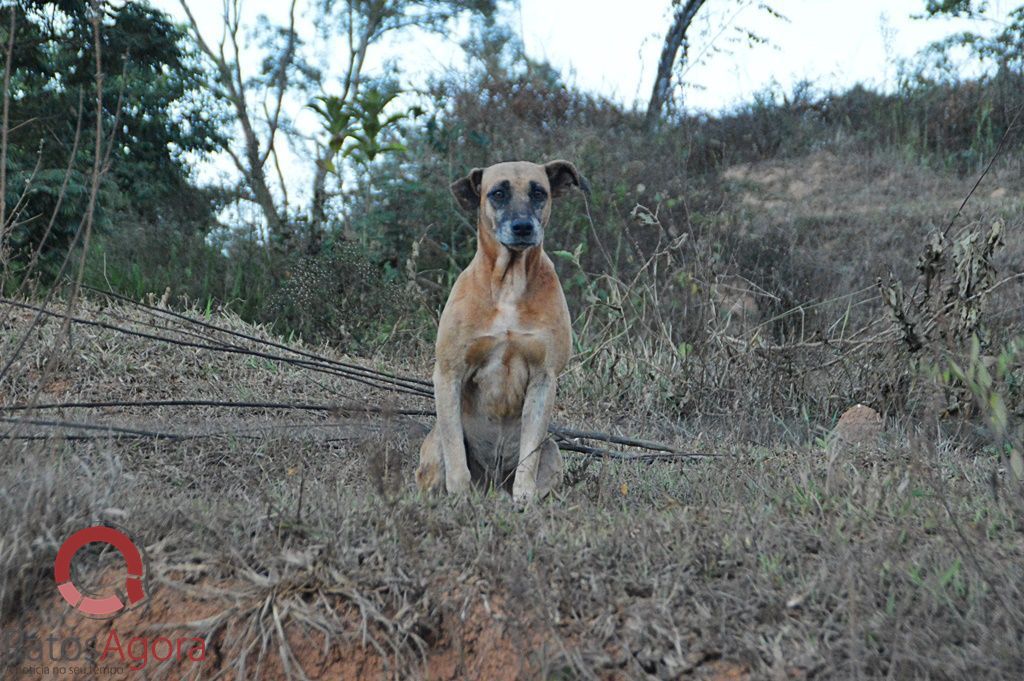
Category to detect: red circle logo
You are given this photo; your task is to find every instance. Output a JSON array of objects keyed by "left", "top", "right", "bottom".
[{"left": 54, "top": 526, "right": 146, "bottom": 618}]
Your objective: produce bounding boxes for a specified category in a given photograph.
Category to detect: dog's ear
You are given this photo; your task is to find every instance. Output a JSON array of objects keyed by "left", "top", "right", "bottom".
[
  {"left": 544, "top": 160, "right": 586, "bottom": 198},
  {"left": 450, "top": 168, "right": 484, "bottom": 212}
]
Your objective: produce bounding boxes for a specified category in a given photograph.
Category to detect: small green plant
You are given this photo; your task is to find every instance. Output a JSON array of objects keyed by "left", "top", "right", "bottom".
[{"left": 944, "top": 335, "right": 1024, "bottom": 478}]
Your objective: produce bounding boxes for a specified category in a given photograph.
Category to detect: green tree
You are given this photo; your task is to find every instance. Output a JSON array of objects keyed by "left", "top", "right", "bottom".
[
  {"left": 308, "top": 0, "right": 497, "bottom": 243},
  {"left": 924, "top": 1, "right": 980, "bottom": 16},
  {"left": 922, "top": 1, "right": 1024, "bottom": 73},
  {"left": 177, "top": 0, "right": 497, "bottom": 252},
  {"left": 0, "top": 0, "right": 225, "bottom": 283}
]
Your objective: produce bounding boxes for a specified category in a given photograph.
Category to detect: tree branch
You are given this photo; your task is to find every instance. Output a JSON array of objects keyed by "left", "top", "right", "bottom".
[
  {"left": 645, "top": 0, "right": 707, "bottom": 130},
  {"left": 257, "top": 0, "right": 298, "bottom": 168}
]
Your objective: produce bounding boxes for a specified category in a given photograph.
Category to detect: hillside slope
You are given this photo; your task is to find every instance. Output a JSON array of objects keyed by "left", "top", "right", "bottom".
[{"left": 2, "top": 286, "right": 1022, "bottom": 679}]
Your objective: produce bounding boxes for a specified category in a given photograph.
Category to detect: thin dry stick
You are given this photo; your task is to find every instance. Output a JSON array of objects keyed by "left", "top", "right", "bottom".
[
  {"left": 0, "top": 5, "right": 15, "bottom": 268},
  {"left": 902, "top": 101, "right": 1024, "bottom": 307},
  {"left": 0, "top": 0, "right": 124, "bottom": 442},
  {"left": 0, "top": 51, "right": 121, "bottom": 436},
  {"left": 0, "top": 396, "right": 708, "bottom": 459},
  {"left": 0, "top": 398, "right": 434, "bottom": 417},
  {"left": 16, "top": 91, "right": 85, "bottom": 297},
  {"left": 942, "top": 103, "right": 1024, "bottom": 241},
  {"left": 0, "top": 142, "right": 43, "bottom": 242},
  {"left": 0, "top": 298, "right": 434, "bottom": 398},
  {"left": 0, "top": 415, "right": 377, "bottom": 441},
  {"left": 0, "top": 413, "right": 704, "bottom": 461},
  {"left": 0, "top": 415, "right": 183, "bottom": 439},
  {"left": 60, "top": 0, "right": 107, "bottom": 334},
  {"left": 550, "top": 425, "right": 721, "bottom": 457},
  {"left": 80, "top": 283, "right": 432, "bottom": 387},
  {"left": 554, "top": 439, "right": 712, "bottom": 461},
  {"left": 90, "top": 299, "right": 433, "bottom": 395}
]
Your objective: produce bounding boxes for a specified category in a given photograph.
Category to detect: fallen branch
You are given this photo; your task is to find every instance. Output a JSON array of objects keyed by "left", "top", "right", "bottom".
[
  {"left": 2, "top": 301, "right": 713, "bottom": 460},
  {"left": 554, "top": 439, "right": 719, "bottom": 461},
  {"left": 0, "top": 395, "right": 708, "bottom": 458},
  {"left": 0, "top": 398, "right": 712, "bottom": 459},
  {"left": 0, "top": 415, "right": 388, "bottom": 441},
  {"left": 79, "top": 284, "right": 433, "bottom": 387},
  {"left": 550, "top": 425, "right": 721, "bottom": 458},
  {"left": 0, "top": 414, "right": 705, "bottom": 460},
  {"left": 0, "top": 398, "right": 434, "bottom": 417},
  {"left": 0, "top": 298, "right": 433, "bottom": 398}
]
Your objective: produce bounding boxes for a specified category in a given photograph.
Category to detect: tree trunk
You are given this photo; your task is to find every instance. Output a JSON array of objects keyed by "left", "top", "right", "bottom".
[
  {"left": 645, "top": 0, "right": 707, "bottom": 131},
  {"left": 236, "top": 103, "right": 288, "bottom": 243},
  {"left": 177, "top": 0, "right": 291, "bottom": 246},
  {"left": 308, "top": 159, "right": 329, "bottom": 254}
]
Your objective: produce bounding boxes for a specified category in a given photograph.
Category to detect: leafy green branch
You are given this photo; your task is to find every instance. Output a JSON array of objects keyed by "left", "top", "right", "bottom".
[{"left": 309, "top": 85, "right": 422, "bottom": 176}]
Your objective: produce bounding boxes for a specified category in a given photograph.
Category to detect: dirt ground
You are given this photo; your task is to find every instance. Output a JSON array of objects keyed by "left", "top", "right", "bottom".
[
  {"left": 2, "top": 153, "right": 1023, "bottom": 680},
  {"left": 2, "top": 295, "right": 1021, "bottom": 680}
]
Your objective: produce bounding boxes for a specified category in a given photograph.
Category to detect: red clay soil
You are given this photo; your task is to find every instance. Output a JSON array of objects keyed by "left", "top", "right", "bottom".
[
  {"left": 7, "top": 570, "right": 227, "bottom": 680},
  {"left": 6, "top": 571, "right": 749, "bottom": 680},
  {"left": 6, "top": 574, "right": 552, "bottom": 680}
]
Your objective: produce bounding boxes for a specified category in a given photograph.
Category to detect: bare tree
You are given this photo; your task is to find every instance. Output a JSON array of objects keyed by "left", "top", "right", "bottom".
[
  {"left": 646, "top": 0, "right": 708, "bottom": 131},
  {"left": 177, "top": 0, "right": 496, "bottom": 250},
  {"left": 645, "top": 1, "right": 782, "bottom": 130},
  {"left": 178, "top": 0, "right": 300, "bottom": 243}
]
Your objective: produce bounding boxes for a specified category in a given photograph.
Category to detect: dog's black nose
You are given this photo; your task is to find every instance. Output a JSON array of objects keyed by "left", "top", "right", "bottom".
[{"left": 511, "top": 221, "right": 534, "bottom": 237}]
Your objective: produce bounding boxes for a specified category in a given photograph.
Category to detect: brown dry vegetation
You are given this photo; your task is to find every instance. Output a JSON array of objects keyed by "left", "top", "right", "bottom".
[
  {"left": 2, "top": 147, "right": 1024, "bottom": 680},
  {"left": 4, "top": 3, "right": 1024, "bottom": 678}
]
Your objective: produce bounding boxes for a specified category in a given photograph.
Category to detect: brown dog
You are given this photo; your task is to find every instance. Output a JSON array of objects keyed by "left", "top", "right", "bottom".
[{"left": 416, "top": 160, "right": 583, "bottom": 503}]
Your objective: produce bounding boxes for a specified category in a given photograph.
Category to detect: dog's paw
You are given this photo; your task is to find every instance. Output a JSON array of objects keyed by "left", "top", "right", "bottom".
[
  {"left": 445, "top": 470, "right": 472, "bottom": 495},
  {"left": 512, "top": 486, "right": 536, "bottom": 507}
]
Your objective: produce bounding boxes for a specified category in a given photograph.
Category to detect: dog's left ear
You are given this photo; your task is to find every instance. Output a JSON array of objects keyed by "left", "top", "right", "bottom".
[
  {"left": 544, "top": 160, "right": 587, "bottom": 198},
  {"left": 451, "top": 168, "right": 484, "bottom": 212}
]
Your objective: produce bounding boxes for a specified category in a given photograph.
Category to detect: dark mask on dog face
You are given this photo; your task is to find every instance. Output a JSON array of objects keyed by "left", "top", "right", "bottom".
[{"left": 451, "top": 160, "right": 584, "bottom": 250}]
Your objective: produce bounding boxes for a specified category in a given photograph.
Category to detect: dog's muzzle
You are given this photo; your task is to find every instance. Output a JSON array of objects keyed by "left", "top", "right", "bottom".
[{"left": 499, "top": 218, "right": 541, "bottom": 249}]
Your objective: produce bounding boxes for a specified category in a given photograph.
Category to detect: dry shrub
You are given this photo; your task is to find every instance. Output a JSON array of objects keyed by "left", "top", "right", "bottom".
[
  {"left": 549, "top": 196, "right": 1024, "bottom": 450},
  {"left": 0, "top": 449, "right": 128, "bottom": 621},
  {"left": 268, "top": 242, "right": 410, "bottom": 352}
]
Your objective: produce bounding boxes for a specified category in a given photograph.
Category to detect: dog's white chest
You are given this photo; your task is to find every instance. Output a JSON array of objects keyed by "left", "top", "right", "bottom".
[
  {"left": 491, "top": 298, "right": 518, "bottom": 332},
  {"left": 461, "top": 298, "right": 544, "bottom": 414},
  {"left": 465, "top": 329, "right": 530, "bottom": 416}
]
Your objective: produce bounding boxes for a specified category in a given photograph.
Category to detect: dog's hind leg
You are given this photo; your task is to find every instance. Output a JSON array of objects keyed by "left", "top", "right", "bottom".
[
  {"left": 535, "top": 438, "right": 564, "bottom": 500},
  {"left": 416, "top": 428, "right": 445, "bottom": 494}
]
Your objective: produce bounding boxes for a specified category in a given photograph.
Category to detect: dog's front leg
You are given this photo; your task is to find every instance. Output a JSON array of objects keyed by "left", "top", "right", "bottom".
[
  {"left": 514, "top": 371, "right": 556, "bottom": 504},
  {"left": 434, "top": 371, "right": 473, "bottom": 494}
]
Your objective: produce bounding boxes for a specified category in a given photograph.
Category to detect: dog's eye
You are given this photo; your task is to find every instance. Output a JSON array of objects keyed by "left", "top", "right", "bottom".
[
  {"left": 489, "top": 189, "right": 507, "bottom": 201},
  {"left": 530, "top": 189, "right": 547, "bottom": 201}
]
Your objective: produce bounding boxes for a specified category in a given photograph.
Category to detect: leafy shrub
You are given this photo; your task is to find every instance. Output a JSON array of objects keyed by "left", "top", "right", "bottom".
[{"left": 267, "top": 242, "right": 412, "bottom": 351}]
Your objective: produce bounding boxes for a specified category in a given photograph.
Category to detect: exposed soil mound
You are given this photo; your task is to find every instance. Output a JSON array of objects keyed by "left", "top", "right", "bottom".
[
  {"left": 7, "top": 572, "right": 555, "bottom": 681},
  {"left": 830, "top": 404, "right": 884, "bottom": 450}
]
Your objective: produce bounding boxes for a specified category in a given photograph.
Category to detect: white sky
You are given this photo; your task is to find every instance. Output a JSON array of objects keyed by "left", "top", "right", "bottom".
[
  {"left": 151, "top": 0, "right": 1014, "bottom": 211},
  {"left": 520, "top": 0, "right": 1000, "bottom": 110}
]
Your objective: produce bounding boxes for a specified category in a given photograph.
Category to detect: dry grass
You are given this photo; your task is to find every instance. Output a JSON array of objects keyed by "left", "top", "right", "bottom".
[
  {"left": 2, "top": 148, "right": 1023, "bottom": 679},
  {"left": 546, "top": 149, "right": 1024, "bottom": 443},
  {"left": 1, "top": 290, "right": 1023, "bottom": 680}
]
